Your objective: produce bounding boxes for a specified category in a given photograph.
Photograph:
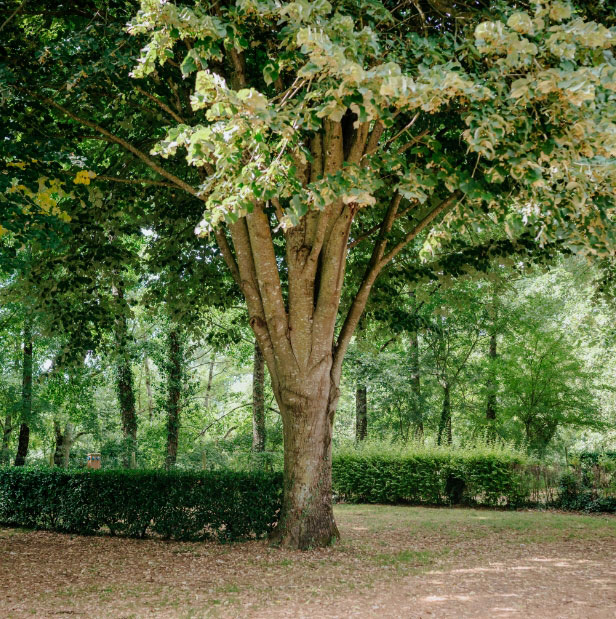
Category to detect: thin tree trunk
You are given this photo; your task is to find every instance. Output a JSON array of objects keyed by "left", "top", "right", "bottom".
[
  {"left": 1, "top": 413, "right": 12, "bottom": 465},
  {"left": 113, "top": 286, "right": 137, "bottom": 468},
  {"left": 144, "top": 357, "right": 154, "bottom": 421},
  {"left": 252, "top": 340, "right": 266, "bottom": 452},
  {"left": 53, "top": 421, "right": 64, "bottom": 467},
  {"left": 486, "top": 331, "right": 497, "bottom": 433},
  {"left": 355, "top": 385, "right": 367, "bottom": 441},
  {"left": 14, "top": 321, "right": 32, "bottom": 467},
  {"left": 437, "top": 382, "right": 452, "bottom": 446},
  {"left": 14, "top": 424, "right": 29, "bottom": 467},
  {"left": 486, "top": 284, "right": 498, "bottom": 441},
  {"left": 165, "top": 329, "right": 182, "bottom": 468},
  {"left": 205, "top": 354, "right": 215, "bottom": 410},
  {"left": 410, "top": 326, "right": 423, "bottom": 439}
]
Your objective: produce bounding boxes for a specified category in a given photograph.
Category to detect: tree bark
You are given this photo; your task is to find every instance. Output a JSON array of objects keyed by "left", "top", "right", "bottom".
[
  {"left": 205, "top": 354, "right": 215, "bottom": 410},
  {"left": 252, "top": 340, "right": 266, "bottom": 452},
  {"left": 1, "top": 413, "right": 12, "bottom": 465},
  {"left": 14, "top": 321, "right": 32, "bottom": 467},
  {"left": 144, "top": 357, "right": 154, "bottom": 421},
  {"left": 486, "top": 285, "right": 498, "bottom": 441},
  {"left": 113, "top": 286, "right": 137, "bottom": 468},
  {"left": 53, "top": 421, "right": 64, "bottom": 467},
  {"left": 53, "top": 422, "right": 74, "bottom": 468},
  {"left": 486, "top": 332, "right": 497, "bottom": 424},
  {"left": 14, "top": 424, "right": 29, "bottom": 467},
  {"left": 269, "top": 368, "right": 340, "bottom": 549},
  {"left": 410, "top": 326, "right": 423, "bottom": 439},
  {"left": 355, "top": 385, "right": 367, "bottom": 441},
  {"left": 165, "top": 329, "right": 182, "bottom": 468},
  {"left": 211, "top": 121, "right": 462, "bottom": 548},
  {"left": 437, "top": 382, "right": 452, "bottom": 446}
]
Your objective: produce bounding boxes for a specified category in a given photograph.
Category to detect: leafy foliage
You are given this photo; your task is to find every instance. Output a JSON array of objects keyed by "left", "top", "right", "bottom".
[
  {"left": 332, "top": 445, "right": 530, "bottom": 507},
  {"left": 0, "top": 468, "right": 282, "bottom": 541}
]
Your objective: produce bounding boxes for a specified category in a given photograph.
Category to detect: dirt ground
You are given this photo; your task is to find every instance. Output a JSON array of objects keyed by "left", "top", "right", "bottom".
[{"left": 1, "top": 505, "right": 615, "bottom": 618}]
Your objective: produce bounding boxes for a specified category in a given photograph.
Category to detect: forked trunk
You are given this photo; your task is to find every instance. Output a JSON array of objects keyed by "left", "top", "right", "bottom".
[
  {"left": 269, "top": 375, "right": 340, "bottom": 549},
  {"left": 54, "top": 422, "right": 77, "bottom": 468}
]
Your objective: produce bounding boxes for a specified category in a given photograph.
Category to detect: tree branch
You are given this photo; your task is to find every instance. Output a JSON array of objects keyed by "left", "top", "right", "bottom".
[
  {"left": 349, "top": 203, "right": 416, "bottom": 249},
  {"left": 0, "top": 0, "right": 28, "bottom": 32},
  {"left": 96, "top": 175, "right": 177, "bottom": 188},
  {"left": 380, "top": 190, "right": 463, "bottom": 267},
  {"left": 214, "top": 228, "right": 241, "bottom": 287},
  {"left": 23, "top": 89, "right": 199, "bottom": 198},
  {"left": 333, "top": 192, "right": 402, "bottom": 372},
  {"left": 245, "top": 206, "right": 295, "bottom": 369},
  {"left": 135, "top": 86, "right": 185, "bottom": 124}
]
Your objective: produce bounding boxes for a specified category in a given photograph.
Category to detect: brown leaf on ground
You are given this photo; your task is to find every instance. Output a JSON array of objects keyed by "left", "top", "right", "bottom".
[{"left": 1, "top": 505, "right": 615, "bottom": 618}]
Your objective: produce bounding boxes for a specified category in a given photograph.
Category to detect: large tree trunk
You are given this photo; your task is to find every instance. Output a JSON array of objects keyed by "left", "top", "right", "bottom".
[
  {"left": 14, "top": 322, "right": 33, "bottom": 467},
  {"left": 113, "top": 286, "right": 137, "bottom": 468},
  {"left": 252, "top": 340, "right": 266, "bottom": 452},
  {"left": 269, "top": 368, "right": 340, "bottom": 549},
  {"left": 355, "top": 385, "right": 367, "bottom": 441},
  {"left": 437, "top": 382, "right": 452, "bottom": 445},
  {"left": 165, "top": 329, "right": 182, "bottom": 468}
]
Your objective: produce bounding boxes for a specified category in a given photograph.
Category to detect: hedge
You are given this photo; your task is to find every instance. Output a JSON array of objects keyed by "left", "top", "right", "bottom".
[
  {"left": 331, "top": 447, "right": 530, "bottom": 507},
  {"left": 4, "top": 448, "right": 613, "bottom": 541},
  {"left": 0, "top": 468, "right": 282, "bottom": 541}
]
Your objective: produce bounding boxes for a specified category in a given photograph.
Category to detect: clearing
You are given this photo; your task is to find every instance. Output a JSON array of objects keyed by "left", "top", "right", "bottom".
[{"left": 1, "top": 505, "right": 615, "bottom": 618}]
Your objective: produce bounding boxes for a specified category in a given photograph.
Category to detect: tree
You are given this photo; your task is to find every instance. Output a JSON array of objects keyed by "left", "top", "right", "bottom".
[
  {"left": 252, "top": 340, "right": 266, "bottom": 452},
  {"left": 165, "top": 327, "right": 183, "bottom": 468},
  {"left": 14, "top": 319, "right": 33, "bottom": 466},
  {"left": 4, "top": 0, "right": 615, "bottom": 547},
  {"left": 125, "top": 0, "right": 616, "bottom": 547}
]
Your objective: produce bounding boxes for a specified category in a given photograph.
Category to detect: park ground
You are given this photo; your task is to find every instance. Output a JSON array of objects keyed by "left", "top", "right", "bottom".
[{"left": 1, "top": 505, "right": 615, "bottom": 618}]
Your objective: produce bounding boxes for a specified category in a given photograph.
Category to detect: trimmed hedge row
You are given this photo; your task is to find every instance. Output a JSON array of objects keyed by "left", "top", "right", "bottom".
[
  {"left": 331, "top": 448, "right": 530, "bottom": 507},
  {"left": 6, "top": 449, "right": 612, "bottom": 540},
  {"left": 0, "top": 468, "right": 282, "bottom": 541}
]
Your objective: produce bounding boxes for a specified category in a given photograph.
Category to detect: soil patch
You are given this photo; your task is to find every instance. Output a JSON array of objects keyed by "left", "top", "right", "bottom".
[{"left": 1, "top": 505, "right": 615, "bottom": 618}]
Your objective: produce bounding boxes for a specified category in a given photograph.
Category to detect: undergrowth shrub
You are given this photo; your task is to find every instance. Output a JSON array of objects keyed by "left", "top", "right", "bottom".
[
  {"left": 555, "top": 457, "right": 616, "bottom": 513},
  {"left": 0, "top": 468, "right": 282, "bottom": 541},
  {"left": 332, "top": 445, "right": 531, "bottom": 507}
]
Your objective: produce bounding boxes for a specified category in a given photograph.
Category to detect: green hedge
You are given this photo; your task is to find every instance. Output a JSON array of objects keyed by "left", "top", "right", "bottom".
[
  {"left": 332, "top": 447, "right": 530, "bottom": 507},
  {"left": 0, "top": 468, "right": 282, "bottom": 541}
]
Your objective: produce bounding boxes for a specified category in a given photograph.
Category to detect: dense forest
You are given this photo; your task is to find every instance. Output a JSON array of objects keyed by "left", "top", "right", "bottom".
[{"left": 1, "top": 254, "right": 615, "bottom": 469}]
